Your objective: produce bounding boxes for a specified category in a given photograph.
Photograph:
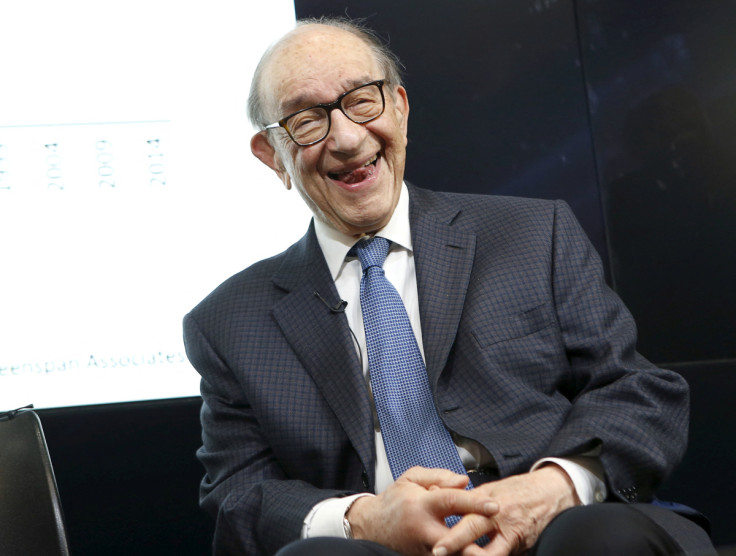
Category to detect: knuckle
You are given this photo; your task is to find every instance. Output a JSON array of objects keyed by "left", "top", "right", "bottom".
[{"left": 442, "top": 489, "right": 459, "bottom": 510}]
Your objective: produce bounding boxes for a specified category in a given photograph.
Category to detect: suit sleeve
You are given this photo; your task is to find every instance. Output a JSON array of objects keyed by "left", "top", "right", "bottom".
[
  {"left": 545, "top": 200, "right": 689, "bottom": 503},
  {"left": 183, "top": 314, "right": 355, "bottom": 556}
]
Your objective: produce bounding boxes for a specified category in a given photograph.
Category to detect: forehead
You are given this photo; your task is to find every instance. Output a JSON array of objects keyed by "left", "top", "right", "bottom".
[{"left": 262, "top": 26, "right": 382, "bottom": 117}]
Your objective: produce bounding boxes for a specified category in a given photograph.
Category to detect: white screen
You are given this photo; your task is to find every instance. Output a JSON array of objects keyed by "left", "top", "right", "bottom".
[{"left": 0, "top": 1, "right": 309, "bottom": 409}]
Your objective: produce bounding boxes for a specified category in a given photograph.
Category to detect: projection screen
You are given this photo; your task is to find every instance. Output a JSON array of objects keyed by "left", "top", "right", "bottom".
[{"left": 0, "top": 1, "right": 309, "bottom": 409}]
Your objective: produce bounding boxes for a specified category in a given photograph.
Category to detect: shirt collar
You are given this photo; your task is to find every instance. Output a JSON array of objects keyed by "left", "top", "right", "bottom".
[{"left": 314, "top": 182, "right": 412, "bottom": 280}]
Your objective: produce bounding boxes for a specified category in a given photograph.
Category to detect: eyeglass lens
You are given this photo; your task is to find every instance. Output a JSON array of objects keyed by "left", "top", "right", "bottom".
[{"left": 286, "top": 83, "right": 384, "bottom": 145}]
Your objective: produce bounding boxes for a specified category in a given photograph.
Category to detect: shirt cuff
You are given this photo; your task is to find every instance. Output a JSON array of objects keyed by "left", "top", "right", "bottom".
[
  {"left": 301, "top": 493, "right": 374, "bottom": 539},
  {"left": 531, "top": 456, "right": 607, "bottom": 505}
]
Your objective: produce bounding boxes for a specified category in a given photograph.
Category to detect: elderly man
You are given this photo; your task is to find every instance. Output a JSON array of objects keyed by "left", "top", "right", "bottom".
[{"left": 183, "top": 17, "right": 714, "bottom": 556}]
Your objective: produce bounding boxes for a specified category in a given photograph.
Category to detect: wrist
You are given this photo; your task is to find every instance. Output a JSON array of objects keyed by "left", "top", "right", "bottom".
[
  {"left": 345, "top": 493, "right": 373, "bottom": 540},
  {"left": 533, "top": 463, "right": 581, "bottom": 508}
]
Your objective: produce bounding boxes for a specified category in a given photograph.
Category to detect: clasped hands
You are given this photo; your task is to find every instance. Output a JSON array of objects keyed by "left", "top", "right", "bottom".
[{"left": 346, "top": 465, "right": 579, "bottom": 556}]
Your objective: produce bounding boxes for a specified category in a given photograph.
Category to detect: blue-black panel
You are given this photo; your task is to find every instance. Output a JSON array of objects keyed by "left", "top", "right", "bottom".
[{"left": 577, "top": 1, "right": 736, "bottom": 364}]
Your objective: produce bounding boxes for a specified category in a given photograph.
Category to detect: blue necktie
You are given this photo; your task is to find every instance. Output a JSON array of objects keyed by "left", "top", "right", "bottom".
[{"left": 355, "top": 237, "right": 472, "bottom": 529}]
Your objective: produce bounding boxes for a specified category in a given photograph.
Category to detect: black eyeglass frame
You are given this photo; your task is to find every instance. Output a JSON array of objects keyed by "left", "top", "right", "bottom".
[{"left": 263, "top": 79, "right": 386, "bottom": 147}]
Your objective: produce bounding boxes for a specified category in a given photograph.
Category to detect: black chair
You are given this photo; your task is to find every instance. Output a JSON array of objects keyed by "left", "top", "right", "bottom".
[{"left": 0, "top": 406, "right": 70, "bottom": 555}]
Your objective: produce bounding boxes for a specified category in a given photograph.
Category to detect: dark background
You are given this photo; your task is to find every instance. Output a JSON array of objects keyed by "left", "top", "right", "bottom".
[{"left": 35, "top": 1, "right": 736, "bottom": 553}]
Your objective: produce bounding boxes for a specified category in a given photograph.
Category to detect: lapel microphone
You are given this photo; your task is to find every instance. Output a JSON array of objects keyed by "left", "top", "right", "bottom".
[
  {"left": 313, "top": 291, "right": 348, "bottom": 313},
  {"left": 314, "top": 290, "right": 363, "bottom": 371}
]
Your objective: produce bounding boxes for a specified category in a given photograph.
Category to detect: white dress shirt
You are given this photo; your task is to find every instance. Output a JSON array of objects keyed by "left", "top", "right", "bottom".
[{"left": 301, "top": 184, "right": 606, "bottom": 538}]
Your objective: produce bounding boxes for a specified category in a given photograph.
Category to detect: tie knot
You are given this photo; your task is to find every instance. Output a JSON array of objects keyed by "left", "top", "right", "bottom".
[{"left": 353, "top": 237, "right": 390, "bottom": 271}]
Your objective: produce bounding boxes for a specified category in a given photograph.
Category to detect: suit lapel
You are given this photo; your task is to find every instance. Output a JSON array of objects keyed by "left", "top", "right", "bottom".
[
  {"left": 409, "top": 187, "right": 477, "bottom": 387},
  {"left": 271, "top": 225, "right": 375, "bottom": 483}
]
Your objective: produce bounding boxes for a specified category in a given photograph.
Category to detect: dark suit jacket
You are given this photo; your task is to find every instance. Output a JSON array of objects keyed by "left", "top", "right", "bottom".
[{"left": 183, "top": 185, "right": 689, "bottom": 555}]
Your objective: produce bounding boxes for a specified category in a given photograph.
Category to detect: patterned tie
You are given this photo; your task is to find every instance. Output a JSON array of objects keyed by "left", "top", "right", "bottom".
[{"left": 354, "top": 236, "right": 472, "bottom": 530}]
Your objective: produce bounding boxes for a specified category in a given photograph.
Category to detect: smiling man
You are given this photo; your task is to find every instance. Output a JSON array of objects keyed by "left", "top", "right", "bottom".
[
  {"left": 183, "top": 17, "right": 715, "bottom": 556},
  {"left": 250, "top": 24, "right": 408, "bottom": 238}
]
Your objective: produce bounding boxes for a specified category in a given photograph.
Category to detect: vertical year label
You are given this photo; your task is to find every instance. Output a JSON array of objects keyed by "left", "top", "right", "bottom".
[
  {"left": 96, "top": 140, "right": 115, "bottom": 188},
  {"left": 45, "top": 143, "right": 63, "bottom": 190},
  {"left": 146, "top": 138, "right": 166, "bottom": 186}
]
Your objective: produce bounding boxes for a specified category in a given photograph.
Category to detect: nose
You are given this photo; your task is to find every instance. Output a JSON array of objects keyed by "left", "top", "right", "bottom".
[{"left": 325, "top": 108, "right": 365, "bottom": 153}]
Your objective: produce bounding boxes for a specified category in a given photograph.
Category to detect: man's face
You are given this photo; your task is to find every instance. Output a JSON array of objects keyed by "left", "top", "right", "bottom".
[{"left": 251, "top": 25, "right": 409, "bottom": 237}]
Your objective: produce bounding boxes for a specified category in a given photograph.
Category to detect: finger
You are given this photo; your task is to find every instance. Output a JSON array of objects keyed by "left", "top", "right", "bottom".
[
  {"left": 432, "top": 513, "right": 497, "bottom": 556},
  {"left": 426, "top": 488, "right": 499, "bottom": 519},
  {"left": 462, "top": 536, "right": 516, "bottom": 556},
  {"left": 401, "top": 466, "right": 470, "bottom": 489},
  {"left": 459, "top": 543, "right": 488, "bottom": 556}
]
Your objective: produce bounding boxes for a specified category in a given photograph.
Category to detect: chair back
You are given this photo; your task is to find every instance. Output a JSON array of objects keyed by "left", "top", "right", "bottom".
[{"left": 0, "top": 408, "right": 71, "bottom": 555}]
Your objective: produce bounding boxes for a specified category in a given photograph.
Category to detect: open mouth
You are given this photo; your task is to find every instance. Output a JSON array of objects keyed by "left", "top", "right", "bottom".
[{"left": 327, "top": 153, "right": 380, "bottom": 184}]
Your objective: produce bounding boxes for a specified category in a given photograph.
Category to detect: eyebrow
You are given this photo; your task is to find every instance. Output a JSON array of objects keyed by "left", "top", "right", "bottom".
[{"left": 278, "top": 76, "right": 377, "bottom": 116}]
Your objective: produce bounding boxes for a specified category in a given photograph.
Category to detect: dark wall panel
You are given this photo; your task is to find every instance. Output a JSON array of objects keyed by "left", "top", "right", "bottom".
[{"left": 577, "top": 1, "right": 736, "bottom": 364}]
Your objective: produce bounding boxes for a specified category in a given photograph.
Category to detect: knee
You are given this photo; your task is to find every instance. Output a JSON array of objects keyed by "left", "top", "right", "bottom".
[
  {"left": 532, "top": 504, "right": 681, "bottom": 555},
  {"left": 276, "top": 537, "right": 399, "bottom": 556}
]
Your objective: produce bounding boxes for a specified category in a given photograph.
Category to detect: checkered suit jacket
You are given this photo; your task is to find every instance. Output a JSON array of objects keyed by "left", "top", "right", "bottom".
[{"left": 183, "top": 185, "right": 690, "bottom": 555}]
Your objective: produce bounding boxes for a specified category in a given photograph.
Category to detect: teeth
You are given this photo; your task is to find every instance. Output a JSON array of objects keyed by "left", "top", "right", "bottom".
[
  {"left": 329, "top": 155, "right": 379, "bottom": 179},
  {"left": 364, "top": 154, "right": 378, "bottom": 167}
]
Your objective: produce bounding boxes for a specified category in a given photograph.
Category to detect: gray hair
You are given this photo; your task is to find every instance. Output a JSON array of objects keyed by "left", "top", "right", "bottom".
[{"left": 247, "top": 16, "right": 404, "bottom": 129}]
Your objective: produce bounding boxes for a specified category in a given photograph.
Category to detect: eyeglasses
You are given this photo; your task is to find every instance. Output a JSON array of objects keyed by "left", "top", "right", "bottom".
[{"left": 264, "top": 80, "right": 386, "bottom": 146}]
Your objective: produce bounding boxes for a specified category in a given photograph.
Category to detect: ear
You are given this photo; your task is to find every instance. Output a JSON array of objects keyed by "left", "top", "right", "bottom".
[
  {"left": 251, "top": 132, "right": 292, "bottom": 189},
  {"left": 392, "top": 85, "right": 410, "bottom": 145}
]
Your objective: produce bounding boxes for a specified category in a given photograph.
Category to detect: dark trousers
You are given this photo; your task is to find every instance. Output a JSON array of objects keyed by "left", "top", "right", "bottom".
[{"left": 275, "top": 503, "right": 716, "bottom": 556}]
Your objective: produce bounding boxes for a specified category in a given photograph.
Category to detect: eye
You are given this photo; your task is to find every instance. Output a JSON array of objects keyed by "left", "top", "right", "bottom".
[
  {"left": 343, "top": 86, "right": 383, "bottom": 120},
  {"left": 287, "top": 108, "right": 327, "bottom": 141},
  {"left": 346, "top": 93, "right": 375, "bottom": 109}
]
